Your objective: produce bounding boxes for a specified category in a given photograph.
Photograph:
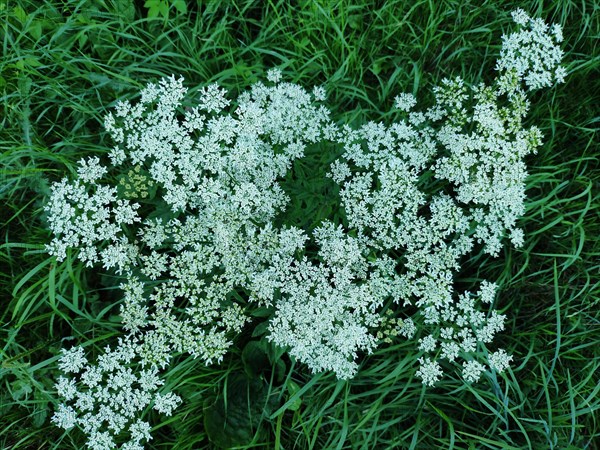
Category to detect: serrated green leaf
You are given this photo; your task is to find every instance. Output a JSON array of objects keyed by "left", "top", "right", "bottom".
[
  {"left": 10, "top": 379, "right": 32, "bottom": 401},
  {"left": 144, "top": 0, "right": 160, "bottom": 18}
]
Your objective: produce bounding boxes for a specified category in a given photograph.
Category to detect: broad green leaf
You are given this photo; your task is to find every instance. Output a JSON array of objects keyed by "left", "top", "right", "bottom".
[
  {"left": 12, "top": 6, "right": 27, "bottom": 23},
  {"left": 32, "top": 391, "right": 48, "bottom": 428},
  {"left": 158, "top": 0, "right": 169, "bottom": 19},
  {"left": 144, "top": 0, "right": 160, "bottom": 18},
  {"left": 172, "top": 0, "right": 187, "bottom": 14},
  {"left": 203, "top": 373, "right": 267, "bottom": 448},
  {"left": 242, "top": 340, "right": 270, "bottom": 378},
  {"left": 242, "top": 339, "right": 286, "bottom": 382},
  {"left": 250, "top": 307, "right": 273, "bottom": 318},
  {"left": 28, "top": 20, "right": 43, "bottom": 40},
  {"left": 285, "top": 379, "right": 302, "bottom": 411},
  {"left": 251, "top": 320, "right": 269, "bottom": 337}
]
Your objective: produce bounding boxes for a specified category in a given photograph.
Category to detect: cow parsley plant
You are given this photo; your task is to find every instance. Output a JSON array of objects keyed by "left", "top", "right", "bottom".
[{"left": 47, "top": 9, "right": 564, "bottom": 447}]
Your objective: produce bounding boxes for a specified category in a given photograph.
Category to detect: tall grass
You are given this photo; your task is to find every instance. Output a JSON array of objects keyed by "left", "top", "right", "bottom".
[{"left": 1, "top": 0, "right": 598, "bottom": 448}]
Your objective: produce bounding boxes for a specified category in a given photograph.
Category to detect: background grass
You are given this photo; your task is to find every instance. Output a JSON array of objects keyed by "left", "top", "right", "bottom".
[{"left": 1, "top": 0, "right": 598, "bottom": 448}]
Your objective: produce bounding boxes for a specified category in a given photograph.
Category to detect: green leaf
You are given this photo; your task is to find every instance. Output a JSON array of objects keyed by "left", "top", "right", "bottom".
[
  {"left": 10, "top": 379, "right": 32, "bottom": 401},
  {"left": 12, "top": 6, "right": 27, "bottom": 23},
  {"left": 112, "top": 0, "right": 136, "bottom": 21},
  {"left": 203, "top": 373, "right": 266, "bottom": 448},
  {"left": 265, "top": 340, "right": 286, "bottom": 367},
  {"left": 78, "top": 33, "right": 88, "bottom": 48},
  {"left": 158, "top": 0, "right": 169, "bottom": 19},
  {"left": 32, "top": 390, "right": 48, "bottom": 428},
  {"left": 172, "top": 0, "right": 187, "bottom": 14},
  {"left": 250, "top": 307, "right": 273, "bottom": 318},
  {"left": 241, "top": 339, "right": 286, "bottom": 382},
  {"left": 144, "top": 0, "right": 160, "bottom": 18},
  {"left": 285, "top": 379, "right": 302, "bottom": 411},
  {"left": 72, "top": 317, "right": 92, "bottom": 334},
  {"left": 0, "top": 395, "right": 12, "bottom": 415},
  {"left": 32, "top": 406, "right": 48, "bottom": 428},
  {"left": 371, "top": 61, "right": 382, "bottom": 76},
  {"left": 348, "top": 14, "right": 362, "bottom": 30},
  {"left": 28, "top": 20, "right": 43, "bottom": 40},
  {"left": 251, "top": 320, "right": 270, "bottom": 338},
  {"left": 242, "top": 340, "right": 270, "bottom": 378}
]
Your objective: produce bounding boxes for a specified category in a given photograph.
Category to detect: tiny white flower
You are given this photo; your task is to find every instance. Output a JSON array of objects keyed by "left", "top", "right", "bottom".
[
  {"left": 462, "top": 360, "right": 486, "bottom": 383},
  {"left": 511, "top": 9, "right": 529, "bottom": 26},
  {"left": 394, "top": 93, "right": 417, "bottom": 112},
  {"left": 55, "top": 376, "right": 78, "bottom": 401},
  {"left": 153, "top": 392, "right": 182, "bottom": 416},
  {"left": 552, "top": 23, "right": 563, "bottom": 42},
  {"left": 129, "top": 419, "right": 152, "bottom": 443},
  {"left": 77, "top": 157, "right": 107, "bottom": 184},
  {"left": 416, "top": 357, "right": 443, "bottom": 386},
  {"left": 58, "top": 347, "right": 87, "bottom": 373},
  {"left": 51, "top": 404, "right": 77, "bottom": 429},
  {"left": 440, "top": 342, "right": 460, "bottom": 362},
  {"left": 398, "top": 318, "right": 416, "bottom": 338},
  {"left": 198, "top": 83, "right": 230, "bottom": 113},
  {"left": 266, "top": 67, "right": 282, "bottom": 83},
  {"left": 478, "top": 280, "right": 498, "bottom": 304},
  {"left": 312, "top": 85, "right": 327, "bottom": 101},
  {"left": 418, "top": 335, "right": 437, "bottom": 353},
  {"left": 555, "top": 66, "right": 567, "bottom": 84},
  {"left": 488, "top": 349, "right": 513, "bottom": 372}
]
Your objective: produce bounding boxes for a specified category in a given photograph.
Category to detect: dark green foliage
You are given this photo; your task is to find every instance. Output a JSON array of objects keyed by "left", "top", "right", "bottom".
[
  {"left": 1, "top": 0, "right": 599, "bottom": 448},
  {"left": 203, "top": 372, "right": 272, "bottom": 448}
]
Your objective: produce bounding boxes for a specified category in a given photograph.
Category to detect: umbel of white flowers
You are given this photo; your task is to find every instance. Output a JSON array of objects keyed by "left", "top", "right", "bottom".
[{"left": 48, "top": 9, "right": 564, "bottom": 449}]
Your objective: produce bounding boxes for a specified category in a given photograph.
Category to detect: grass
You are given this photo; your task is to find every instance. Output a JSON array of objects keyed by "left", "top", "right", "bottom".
[{"left": 1, "top": 0, "right": 599, "bottom": 448}]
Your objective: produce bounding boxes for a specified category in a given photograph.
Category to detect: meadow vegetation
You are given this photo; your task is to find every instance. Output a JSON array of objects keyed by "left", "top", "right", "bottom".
[{"left": 1, "top": 1, "right": 598, "bottom": 448}]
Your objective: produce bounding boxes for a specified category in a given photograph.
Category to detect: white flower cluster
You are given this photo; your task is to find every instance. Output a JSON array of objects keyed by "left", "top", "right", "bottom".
[
  {"left": 52, "top": 343, "right": 181, "bottom": 450},
  {"left": 327, "top": 11, "right": 563, "bottom": 385},
  {"left": 267, "top": 221, "right": 392, "bottom": 379},
  {"left": 45, "top": 160, "right": 140, "bottom": 273},
  {"left": 50, "top": 73, "right": 338, "bottom": 447},
  {"left": 496, "top": 9, "right": 566, "bottom": 90},
  {"left": 46, "top": 11, "right": 563, "bottom": 446}
]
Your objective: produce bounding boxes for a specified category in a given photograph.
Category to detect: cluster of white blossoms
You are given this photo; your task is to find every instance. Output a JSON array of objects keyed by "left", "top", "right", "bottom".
[
  {"left": 48, "top": 10, "right": 563, "bottom": 446},
  {"left": 497, "top": 9, "right": 566, "bottom": 90},
  {"left": 52, "top": 344, "right": 181, "bottom": 450}
]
